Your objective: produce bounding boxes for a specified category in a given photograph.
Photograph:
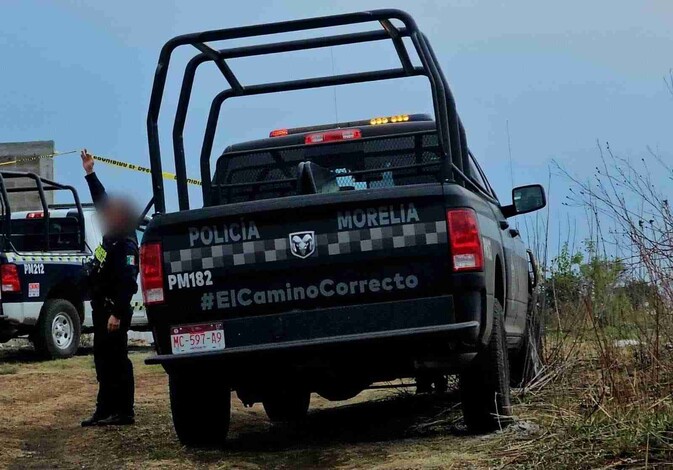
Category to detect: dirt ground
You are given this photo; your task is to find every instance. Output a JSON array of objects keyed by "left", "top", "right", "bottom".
[{"left": 0, "top": 340, "right": 536, "bottom": 469}]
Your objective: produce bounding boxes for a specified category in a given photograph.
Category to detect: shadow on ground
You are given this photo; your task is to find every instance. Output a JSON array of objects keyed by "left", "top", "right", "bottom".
[
  {"left": 170, "top": 390, "right": 468, "bottom": 468},
  {"left": 236, "top": 390, "right": 462, "bottom": 450}
]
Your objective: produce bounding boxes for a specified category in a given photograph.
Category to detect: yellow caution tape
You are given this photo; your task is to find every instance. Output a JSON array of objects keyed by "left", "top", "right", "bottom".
[
  {"left": 0, "top": 150, "right": 202, "bottom": 186},
  {"left": 0, "top": 150, "right": 77, "bottom": 166},
  {"left": 92, "top": 154, "right": 202, "bottom": 186}
]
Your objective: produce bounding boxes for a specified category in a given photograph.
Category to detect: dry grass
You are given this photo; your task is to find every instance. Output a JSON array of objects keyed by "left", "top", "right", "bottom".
[
  {"left": 2, "top": 305, "right": 673, "bottom": 469},
  {"left": 0, "top": 346, "right": 507, "bottom": 469}
]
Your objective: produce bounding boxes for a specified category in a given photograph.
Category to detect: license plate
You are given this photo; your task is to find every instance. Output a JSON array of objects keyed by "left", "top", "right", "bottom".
[{"left": 171, "top": 322, "right": 225, "bottom": 355}]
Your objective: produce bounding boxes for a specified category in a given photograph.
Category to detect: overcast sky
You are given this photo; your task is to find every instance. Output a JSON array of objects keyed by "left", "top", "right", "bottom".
[{"left": 1, "top": 0, "right": 671, "bottom": 254}]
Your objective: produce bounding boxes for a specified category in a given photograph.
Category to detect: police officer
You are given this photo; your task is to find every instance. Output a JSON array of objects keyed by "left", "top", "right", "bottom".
[{"left": 80, "top": 149, "right": 139, "bottom": 427}]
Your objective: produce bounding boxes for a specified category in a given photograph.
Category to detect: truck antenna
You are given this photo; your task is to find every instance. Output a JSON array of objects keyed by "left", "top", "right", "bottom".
[
  {"left": 506, "top": 120, "right": 518, "bottom": 230},
  {"left": 506, "top": 120, "right": 514, "bottom": 188}
]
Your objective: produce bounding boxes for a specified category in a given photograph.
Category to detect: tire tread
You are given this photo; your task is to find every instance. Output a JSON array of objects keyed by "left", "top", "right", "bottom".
[
  {"left": 460, "top": 300, "right": 512, "bottom": 433},
  {"left": 169, "top": 373, "right": 231, "bottom": 448}
]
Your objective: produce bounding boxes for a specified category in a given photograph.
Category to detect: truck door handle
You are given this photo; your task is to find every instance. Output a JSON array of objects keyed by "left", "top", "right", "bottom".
[{"left": 508, "top": 228, "right": 520, "bottom": 238}]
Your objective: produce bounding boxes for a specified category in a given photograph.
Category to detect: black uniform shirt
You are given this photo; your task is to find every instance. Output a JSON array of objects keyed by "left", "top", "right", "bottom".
[{"left": 85, "top": 172, "right": 139, "bottom": 323}]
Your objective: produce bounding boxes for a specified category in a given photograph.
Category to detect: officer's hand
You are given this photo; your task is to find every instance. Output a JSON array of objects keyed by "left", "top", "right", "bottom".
[
  {"left": 81, "top": 149, "right": 95, "bottom": 175},
  {"left": 107, "top": 315, "right": 121, "bottom": 333}
]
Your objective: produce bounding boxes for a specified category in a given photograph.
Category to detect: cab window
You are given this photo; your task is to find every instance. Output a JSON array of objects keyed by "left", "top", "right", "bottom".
[{"left": 2, "top": 217, "right": 82, "bottom": 252}]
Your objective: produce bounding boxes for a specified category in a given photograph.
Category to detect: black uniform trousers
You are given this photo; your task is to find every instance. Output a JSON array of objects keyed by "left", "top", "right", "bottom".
[{"left": 92, "top": 300, "right": 134, "bottom": 417}]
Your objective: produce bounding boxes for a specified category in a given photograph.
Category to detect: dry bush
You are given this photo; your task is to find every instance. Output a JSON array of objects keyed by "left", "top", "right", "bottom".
[{"left": 501, "top": 141, "right": 673, "bottom": 467}]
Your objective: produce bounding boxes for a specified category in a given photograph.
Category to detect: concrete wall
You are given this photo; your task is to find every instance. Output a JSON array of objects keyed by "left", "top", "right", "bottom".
[{"left": 0, "top": 141, "right": 55, "bottom": 212}]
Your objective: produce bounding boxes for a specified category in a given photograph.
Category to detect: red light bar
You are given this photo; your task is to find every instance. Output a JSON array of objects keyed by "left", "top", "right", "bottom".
[
  {"left": 269, "top": 129, "right": 289, "bottom": 138},
  {"left": 305, "top": 128, "right": 361, "bottom": 145},
  {"left": 266, "top": 113, "right": 432, "bottom": 138}
]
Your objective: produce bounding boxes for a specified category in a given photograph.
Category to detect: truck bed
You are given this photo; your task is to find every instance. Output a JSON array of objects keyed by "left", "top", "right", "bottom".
[{"left": 143, "top": 183, "right": 491, "bottom": 365}]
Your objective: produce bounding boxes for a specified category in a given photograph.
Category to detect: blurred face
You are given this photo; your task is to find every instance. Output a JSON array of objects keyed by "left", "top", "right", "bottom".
[{"left": 101, "top": 198, "right": 135, "bottom": 235}]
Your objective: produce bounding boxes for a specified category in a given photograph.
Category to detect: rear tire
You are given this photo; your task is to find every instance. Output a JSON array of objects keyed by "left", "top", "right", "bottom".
[
  {"left": 169, "top": 372, "right": 231, "bottom": 448},
  {"left": 33, "top": 299, "right": 81, "bottom": 359},
  {"left": 263, "top": 388, "right": 310, "bottom": 423},
  {"left": 460, "top": 299, "right": 512, "bottom": 433},
  {"left": 510, "top": 293, "right": 543, "bottom": 387}
]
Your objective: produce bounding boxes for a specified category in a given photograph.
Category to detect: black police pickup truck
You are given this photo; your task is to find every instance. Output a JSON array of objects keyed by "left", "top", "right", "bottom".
[{"left": 141, "top": 10, "right": 546, "bottom": 446}]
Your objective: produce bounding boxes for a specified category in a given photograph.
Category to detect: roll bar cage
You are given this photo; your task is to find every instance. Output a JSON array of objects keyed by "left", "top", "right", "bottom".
[
  {"left": 0, "top": 171, "right": 85, "bottom": 252},
  {"left": 147, "top": 9, "right": 471, "bottom": 213}
]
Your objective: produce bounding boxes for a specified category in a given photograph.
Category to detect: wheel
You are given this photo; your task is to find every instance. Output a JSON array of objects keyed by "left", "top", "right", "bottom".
[
  {"left": 263, "top": 388, "right": 310, "bottom": 423},
  {"left": 459, "top": 299, "right": 512, "bottom": 433},
  {"left": 510, "top": 292, "right": 544, "bottom": 387},
  {"left": 169, "top": 372, "right": 231, "bottom": 448},
  {"left": 33, "top": 299, "right": 81, "bottom": 359}
]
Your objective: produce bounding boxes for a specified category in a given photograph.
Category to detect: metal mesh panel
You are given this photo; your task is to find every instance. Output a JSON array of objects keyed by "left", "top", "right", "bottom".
[{"left": 213, "top": 131, "right": 442, "bottom": 204}]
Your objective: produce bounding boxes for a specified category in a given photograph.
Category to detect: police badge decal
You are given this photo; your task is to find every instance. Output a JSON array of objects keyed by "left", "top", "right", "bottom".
[{"left": 289, "top": 231, "right": 316, "bottom": 259}]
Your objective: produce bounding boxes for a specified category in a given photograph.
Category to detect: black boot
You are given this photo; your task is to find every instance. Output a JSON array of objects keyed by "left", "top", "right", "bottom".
[
  {"left": 81, "top": 411, "right": 110, "bottom": 427},
  {"left": 97, "top": 413, "right": 135, "bottom": 426}
]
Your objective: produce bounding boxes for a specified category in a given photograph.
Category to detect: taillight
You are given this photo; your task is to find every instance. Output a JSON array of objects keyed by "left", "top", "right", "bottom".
[
  {"left": 305, "top": 128, "right": 361, "bottom": 144},
  {"left": 447, "top": 209, "right": 484, "bottom": 272},
  {"left": 1, "top": 264, "right": 21, "bottom": 292},
  {"left": 27, "top": 212, "right": 44, "bottom": 219},
  {"left": 140, "top": 242, "right": 164, "bottom": 305}
]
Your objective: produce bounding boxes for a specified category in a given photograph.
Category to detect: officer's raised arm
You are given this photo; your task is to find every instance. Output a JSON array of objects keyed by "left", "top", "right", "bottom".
[{"left": 81, "top": 148, "right": 108, "bottom": 208}]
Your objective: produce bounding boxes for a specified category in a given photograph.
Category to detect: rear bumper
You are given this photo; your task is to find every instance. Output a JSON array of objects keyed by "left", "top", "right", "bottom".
[
  {"left": 146, "top": 294, "right": 483, "bottom": 369},
  {"left": 146, "top": 319, "right": 478, "bottom": 366},
  {"left": 1, "top": 302, "right": 41, "bottom": 326}
]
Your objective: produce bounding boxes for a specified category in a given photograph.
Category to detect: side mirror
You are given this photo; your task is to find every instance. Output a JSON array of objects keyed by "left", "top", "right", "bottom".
[{"left": 502, "top": 184, "right": 546, "bottom": 218}]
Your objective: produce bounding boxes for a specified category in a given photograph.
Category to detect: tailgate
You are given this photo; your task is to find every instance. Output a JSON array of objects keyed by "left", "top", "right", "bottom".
[{"left": 153, "top": 185, "right": 450, "bottom": 319}]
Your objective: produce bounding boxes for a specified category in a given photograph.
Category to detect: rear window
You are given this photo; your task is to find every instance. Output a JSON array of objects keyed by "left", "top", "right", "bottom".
[
  {"left": 212, "top": 131, "right": 443, "bottom": 205},
  {"left": 0, "top": 217, "right": 82, "bottom": 252}
]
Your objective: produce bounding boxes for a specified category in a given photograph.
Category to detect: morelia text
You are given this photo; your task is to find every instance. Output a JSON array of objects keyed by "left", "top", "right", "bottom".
[{"left": 337, "top": 203, "right": 419, "bottom": 230}]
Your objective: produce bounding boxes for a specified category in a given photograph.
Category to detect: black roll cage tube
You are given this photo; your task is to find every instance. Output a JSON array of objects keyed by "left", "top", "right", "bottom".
[
  {"left": 0, "top": 171, "right": 86, "bottom": 252},
  {"left": 147, "top": 9, "right": 471, "bottom": 213}
]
